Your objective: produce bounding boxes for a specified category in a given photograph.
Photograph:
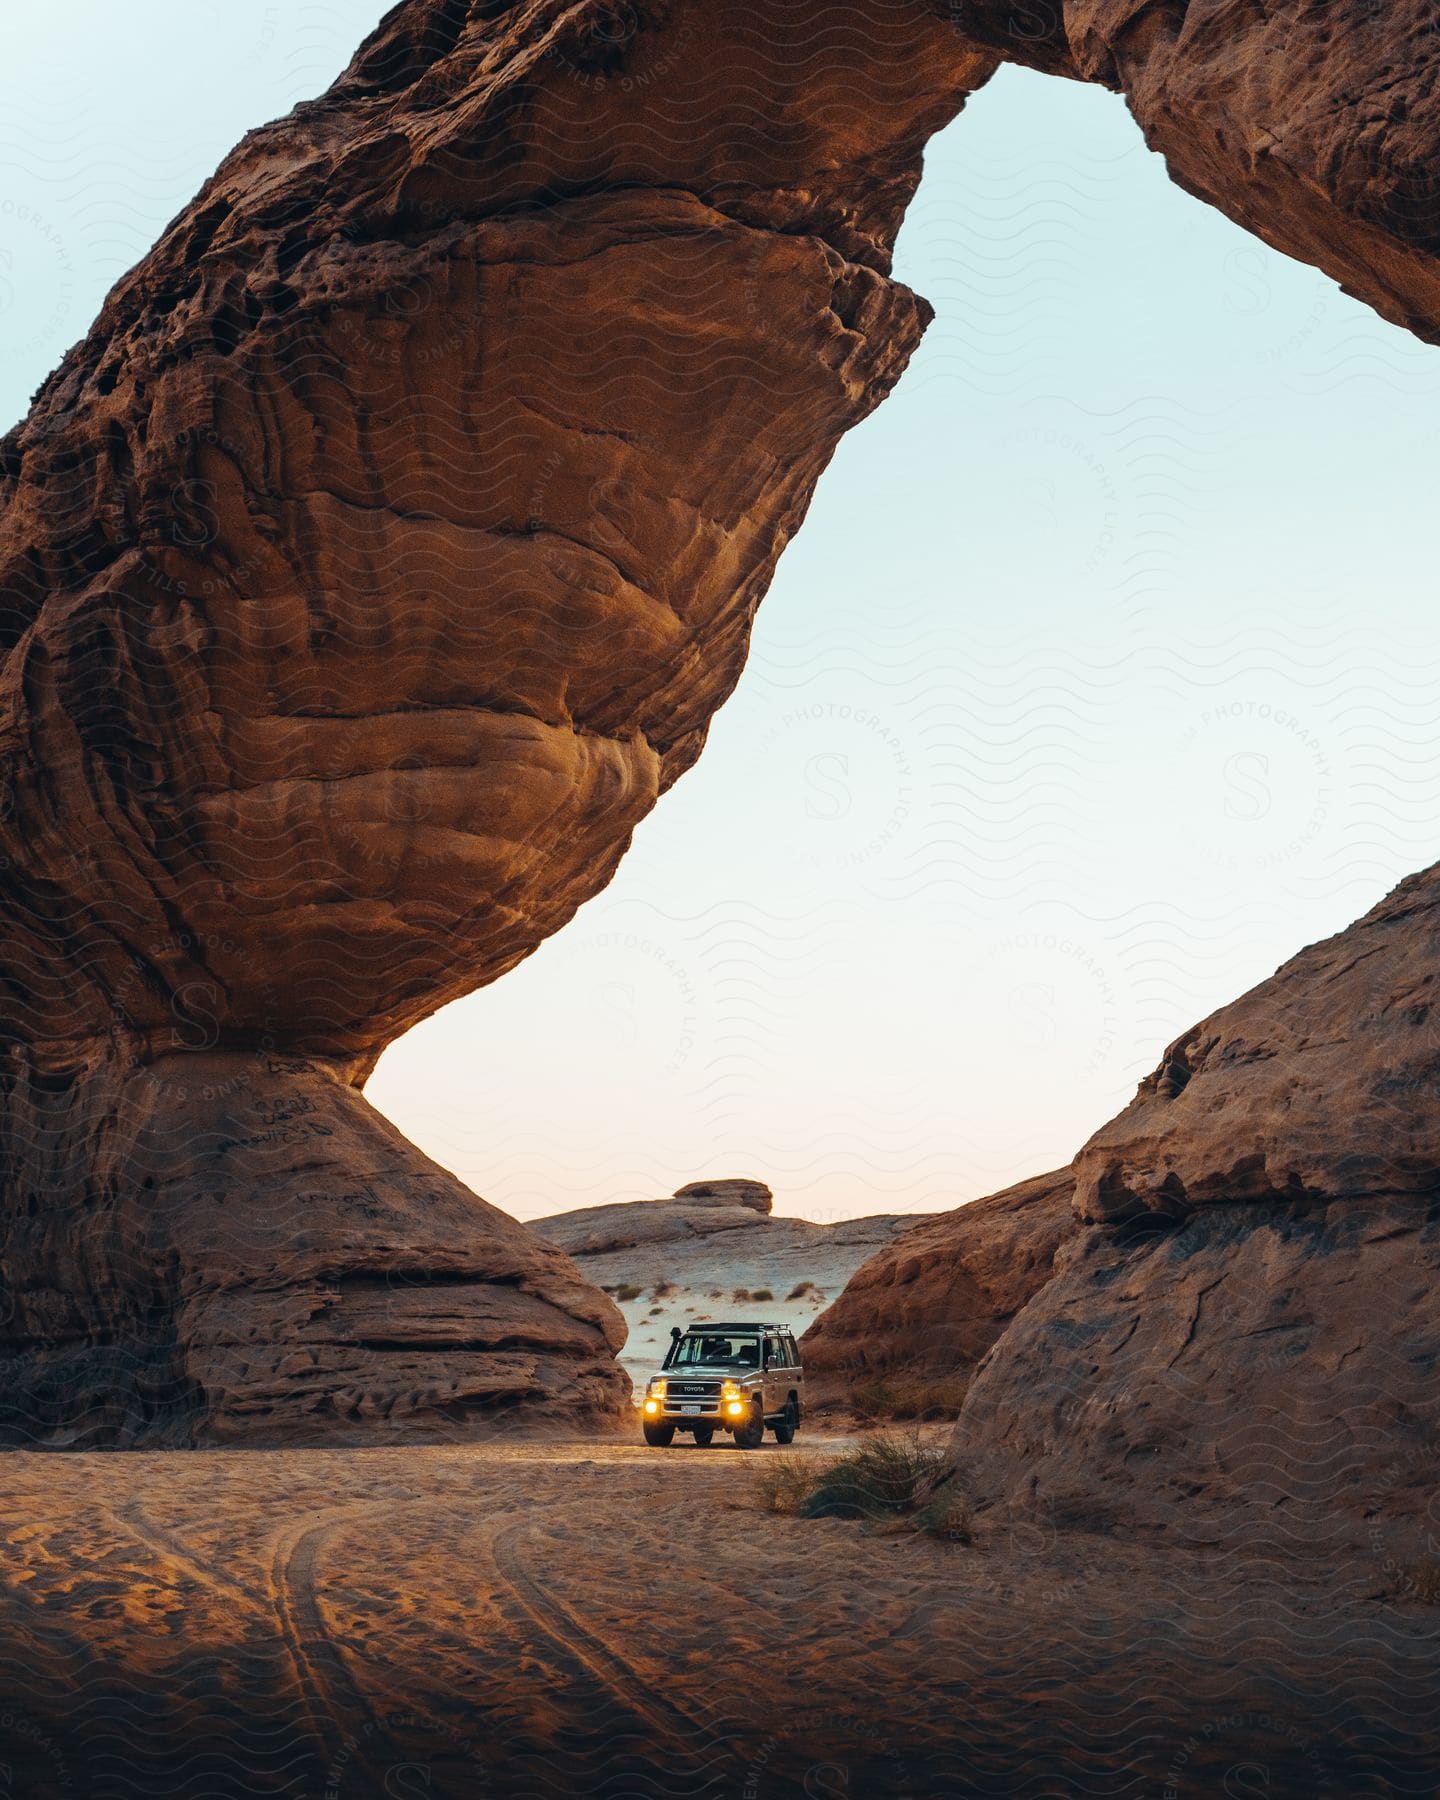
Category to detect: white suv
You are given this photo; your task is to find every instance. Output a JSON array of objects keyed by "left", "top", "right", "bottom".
[{"left": 640, "top": 1322, "right": 804, "bottom": 1448}]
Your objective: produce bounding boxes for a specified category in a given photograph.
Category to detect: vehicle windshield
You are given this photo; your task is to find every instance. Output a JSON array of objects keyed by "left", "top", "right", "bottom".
[{"left": 666, "top": 1333, "right": 762, "bottom": 1369}]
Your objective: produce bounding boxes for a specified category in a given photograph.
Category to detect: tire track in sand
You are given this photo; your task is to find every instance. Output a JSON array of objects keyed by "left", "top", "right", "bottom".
[
  {"left": 269, "top": 1506, "right": 404, "bottom": 1790},
  {"left": 489, "top": 1518, "right": 735, "bottom": 1782}
]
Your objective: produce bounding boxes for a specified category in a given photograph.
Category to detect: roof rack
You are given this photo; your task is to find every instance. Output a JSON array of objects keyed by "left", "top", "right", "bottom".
[{"left": 684, "top": 1321, "right": 783, "bottom": 1332}]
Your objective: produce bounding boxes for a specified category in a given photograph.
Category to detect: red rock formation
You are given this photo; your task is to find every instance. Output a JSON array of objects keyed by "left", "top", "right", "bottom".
[
  {"left": 950, "top": 867, "right": 1440, "bottom": 1540},
  {"left": 0, "top": 1, "right": 995, "bottom": 1442},
  {"left": 800, "top": 1169, "right": 1076, "bottom": 1404},
  {"left": 947, "top": 0, "right": 1440, "bottom": 340},
  {"left": 4, "top": 0, "right": 1440, "bottom": 1454}
]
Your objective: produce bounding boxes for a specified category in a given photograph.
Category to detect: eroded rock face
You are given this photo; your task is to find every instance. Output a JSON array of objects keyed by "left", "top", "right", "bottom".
[
  {"left": 4, "top": 0, "right": 1440, "bottom": 1451},
  {"left": 1073, "top": 865, "right": 1440, "bottom": 1224},
  {"left": 0, "top": 1, "right": 995, "bottom": 1441},
  {"left": 947, "top": 0, "right": 1440, "bottom": 341},
  {"left": 949, "top": 867, "right": 1440, "bottom": 1539},
  {"left": 800, "top": 1169, "right": 1077, "bottom": 1405},
  {"left": 0, "top": 1048, "right": 628, "bottom": 1446}
]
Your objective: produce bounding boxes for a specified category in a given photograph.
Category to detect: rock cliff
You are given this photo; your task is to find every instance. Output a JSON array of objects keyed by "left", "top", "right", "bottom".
[
  {"left": 799, "top": 1168, "right": 1077, "bottom": 1404},
  {"left": 4, "top": 0, "right": 1440, "bottom": 1449},
  {"left": 0, "top": 0, "right": 994, "bottom": 1442},
  {"left": 947, "top": 865, "right": 1440, "bottom": 1540}
]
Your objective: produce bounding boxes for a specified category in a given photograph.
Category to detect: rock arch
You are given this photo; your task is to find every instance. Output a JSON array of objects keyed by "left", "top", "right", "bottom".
[{"left": 0, "top": 0, "right": 1435, "bottom": 1447}]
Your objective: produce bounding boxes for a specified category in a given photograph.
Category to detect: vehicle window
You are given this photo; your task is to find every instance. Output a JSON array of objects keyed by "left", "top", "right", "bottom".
[
  {"left": 783, "top": 1332, "right": 799, "bottom": 1364},
  {"left": 666, "top": 1333, "right": 762, "bottom": 1368},
  {"left": 765, "top": 1336, "right": 781, "bottom": 1367}
]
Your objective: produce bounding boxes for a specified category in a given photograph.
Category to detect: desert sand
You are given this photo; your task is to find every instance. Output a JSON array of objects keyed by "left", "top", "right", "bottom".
[{"left": 0, "top": 1432, "right": 1434, "bottom": 1799}]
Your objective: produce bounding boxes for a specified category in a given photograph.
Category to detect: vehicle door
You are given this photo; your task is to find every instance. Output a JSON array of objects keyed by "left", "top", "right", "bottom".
[
  {"left": 763, "top": 1334, "right": 784, "bottom": 1415},
  {"left": 782, "top": 1330, "right": 803, "bottom": 1408}
]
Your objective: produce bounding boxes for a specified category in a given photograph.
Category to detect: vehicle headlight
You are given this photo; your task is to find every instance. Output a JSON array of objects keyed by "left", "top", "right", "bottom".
[
  {"left": 648, "top": 1378, "right": 666, "bottom": 1397},
  {"left": 721, "top": 1380, "right": 741, "bottom": 1401}
]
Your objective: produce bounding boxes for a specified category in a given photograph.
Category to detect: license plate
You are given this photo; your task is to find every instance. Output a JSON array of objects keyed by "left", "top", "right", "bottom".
[{"left": 680, "top": 1404, "right": 702, "bottom": 1415}]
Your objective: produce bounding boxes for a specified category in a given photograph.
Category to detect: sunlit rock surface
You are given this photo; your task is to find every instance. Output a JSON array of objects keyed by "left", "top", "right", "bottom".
[
  {"left": 800, "top": 1168, "right": 1077, "bottom": 1405},
  {"left": 4, "top": 0, "right": 1440, "bottom": 1461},
  {"left": 0, "top": 0, "right": 994, "bottom": 1442},
  {"left": 948, "top": 866, "right": 1440, "bottom": 1535}
]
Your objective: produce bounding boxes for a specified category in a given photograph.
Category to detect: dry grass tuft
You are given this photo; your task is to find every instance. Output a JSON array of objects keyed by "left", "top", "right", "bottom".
[
  {"left": 801, "top": 1434, "right": 948, "bottom": 1521},
  {"left": 750, "top": 1453, "right": 828, "bottom": 1517},
  {"left": 749, "top": 1434, "right": 973, "bottom": 1543}
]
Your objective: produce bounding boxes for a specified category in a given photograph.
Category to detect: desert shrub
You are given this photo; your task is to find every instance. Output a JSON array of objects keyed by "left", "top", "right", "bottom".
[
  {"left": 750, "top": 1435, "right": 971, "bottom": 1544},
  {"left": 800, "top": 1435, "right": 948, "bottom": 1521},
  {"left": 787, "top": 1280, "right": 815, "bottom": 1300},
  {"left": 890, "top": 1380, "right": 967, "bottom": 1422},
  {"left": 751, "top": 1288, "right": 774, "bottom": 1303},
  {"left": 647, "top": 1306, "right": 663, "bottom": 1317},
  {"left": 914, "top": 1483, "right": 974, "bottom": 1544},
  {"left": 613, "top": 1283, "right": 642, "bottom": 1303},
  {"left": 751, "top": 1453, "right": 826, "bottom": 1517},
  {"left": 850, "top": 1378, "right": 897, "bottom": 1421},
  {"left": 651, "top": 1279, "right": 675, "bottom": 1299},
  {"left": 732, "top": 1286, "right": 752, "bottom": 1303}
]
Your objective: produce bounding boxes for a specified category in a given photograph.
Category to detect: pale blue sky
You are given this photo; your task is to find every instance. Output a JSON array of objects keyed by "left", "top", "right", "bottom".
[{"left": 5, "top": 8, "right": 1438, "bottom": 1218}]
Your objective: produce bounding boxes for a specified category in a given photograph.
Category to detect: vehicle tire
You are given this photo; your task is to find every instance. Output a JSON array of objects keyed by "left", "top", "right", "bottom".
[
  {"left": 691, "top": 1425, "right": 715, "bottom": 1447},
  {"left": 733, "top": 1405, "right": 766, "bottom": 1450},
  {"left": 643, "top": 1421, "right": 675, "bottom": 1447},
  {"left": 772, "top": 1400, "right": 799, "bottom": 1445}
]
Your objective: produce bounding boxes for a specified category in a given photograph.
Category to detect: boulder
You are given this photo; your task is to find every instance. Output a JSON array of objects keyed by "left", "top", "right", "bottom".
[
  {"left": 950, "top": 866, "right": 1440, "bottom": 1542},
  {"left": 672, "top": 1179, "right": 774, "bottom": 1213},
  {"left": 800, "top": 1169, "right": 1077, "bottom": 1404}
]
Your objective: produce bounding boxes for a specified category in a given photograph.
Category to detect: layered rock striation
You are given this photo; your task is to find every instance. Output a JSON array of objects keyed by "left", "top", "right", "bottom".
[
  {"left": 0, "top": 1, "right": 995, "bottom": 1442},
  {"left": 949, "top": 866, "right": 1440, "bottom": 1540},
  {"left": 4, "top": 0, "right": 1440, "bottom": 1453},
  {"left": 799, "top": 1168, "right": 1077, "bottom": 1404}
]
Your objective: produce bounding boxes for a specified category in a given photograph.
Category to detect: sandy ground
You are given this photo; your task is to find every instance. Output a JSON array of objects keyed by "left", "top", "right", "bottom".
[{"left": 0, "top": 1431, "right": 1436, "bottom": 1799}]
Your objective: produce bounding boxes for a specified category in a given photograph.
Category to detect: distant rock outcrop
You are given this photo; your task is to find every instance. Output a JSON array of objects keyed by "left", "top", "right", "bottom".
[
  {"left": 673, "top": 1179, "right": 774, "bottom": 1213},
  {"left": 533, "top": 1181, "right": 910, "bottom": 1386},
  {"left": 800, "top": 1169, "right": 1077, "bottom": 1404}
]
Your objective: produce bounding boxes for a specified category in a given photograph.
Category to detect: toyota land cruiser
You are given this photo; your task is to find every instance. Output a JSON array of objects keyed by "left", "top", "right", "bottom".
[{"left": 640, "top": 1321, "right": 804, "bottom": 1448}]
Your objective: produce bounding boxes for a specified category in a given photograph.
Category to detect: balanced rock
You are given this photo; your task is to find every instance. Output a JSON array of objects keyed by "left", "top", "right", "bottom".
[
  {"left": 671, "top": 1179, "right": 773, "bottom": 1214},
  {"left": 0, "top": 0, "right": 993, "bottom": 1443},
  {"left": 4, "top": 0, "right": 1440, "bottom": 1447}
]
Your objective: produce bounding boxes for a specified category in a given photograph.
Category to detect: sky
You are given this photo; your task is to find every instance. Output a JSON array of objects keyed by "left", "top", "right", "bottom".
[{"left": 4, "top": 7, "right": 1440, "bottom": 1221}]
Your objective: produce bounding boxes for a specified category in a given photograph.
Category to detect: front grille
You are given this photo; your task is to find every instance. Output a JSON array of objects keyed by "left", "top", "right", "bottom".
[{"left": 666, "top": 1380, "right": 721, "bottom": 1400}]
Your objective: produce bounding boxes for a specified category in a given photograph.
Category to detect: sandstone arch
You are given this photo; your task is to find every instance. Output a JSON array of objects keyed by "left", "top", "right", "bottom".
[{"left": 0, "top": 0, "right": 1435, "bottom": 1449}]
